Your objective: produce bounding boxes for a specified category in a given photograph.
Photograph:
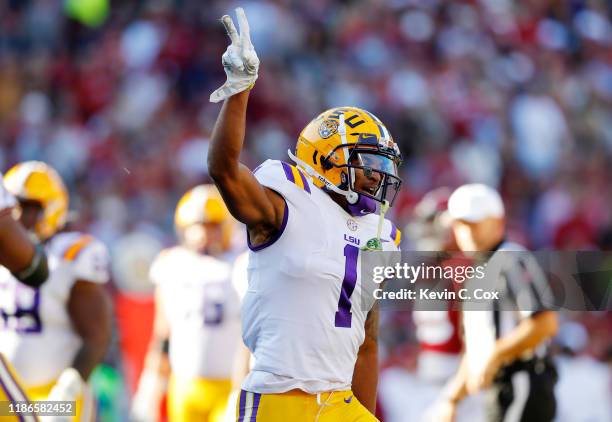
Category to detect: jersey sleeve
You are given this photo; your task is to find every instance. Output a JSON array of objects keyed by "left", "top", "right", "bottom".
[
  {"left": 253, "top": 159, "right": 313, "bottom": 199},
  {"left": 66, "top": 235, "right": 110, "bottom": 284},
  {"left": 0, "top": 174, "right": 16, "bottom": 213}
]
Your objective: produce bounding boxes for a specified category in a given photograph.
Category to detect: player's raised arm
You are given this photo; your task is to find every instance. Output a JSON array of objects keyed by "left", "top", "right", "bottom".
[{"left": 208, "top": 8, "right": 284, "bottom": 236}]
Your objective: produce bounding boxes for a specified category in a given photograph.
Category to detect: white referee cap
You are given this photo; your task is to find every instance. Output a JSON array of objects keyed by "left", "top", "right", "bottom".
[{"left": 448, "top": 183, "right": 504, "bottom": 222}]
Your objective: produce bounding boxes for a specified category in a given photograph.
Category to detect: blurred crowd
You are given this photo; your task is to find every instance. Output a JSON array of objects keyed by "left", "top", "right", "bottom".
[
  {"left": 0, "top": 0, "right": 611, "bottom": 419},
  {"left": 1, "top": 0, "right": 611, "bottom": 250}
]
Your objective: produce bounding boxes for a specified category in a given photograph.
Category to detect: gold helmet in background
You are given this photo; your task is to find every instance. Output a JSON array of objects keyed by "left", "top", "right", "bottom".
[
  {"left": 4, "top": 161, "right": 68, "bottom": 240},
  {"left": 175, "top": 184, "right": 234, "bottom": 252}
]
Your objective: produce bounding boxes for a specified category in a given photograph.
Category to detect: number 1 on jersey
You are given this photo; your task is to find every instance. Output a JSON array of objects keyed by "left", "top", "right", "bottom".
[{"left": 335, "top": 244, "right": 359, "bottom": 328}]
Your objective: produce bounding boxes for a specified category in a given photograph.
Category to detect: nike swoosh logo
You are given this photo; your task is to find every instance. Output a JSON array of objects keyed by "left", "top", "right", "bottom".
[{"left": 344, "top": 396, "right": 353, "bottom": 404}]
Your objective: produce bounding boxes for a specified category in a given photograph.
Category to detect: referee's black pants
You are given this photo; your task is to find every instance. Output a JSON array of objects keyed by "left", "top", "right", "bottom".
[{"left": 486, "top": 358, "right": 558, "bottom": 422}]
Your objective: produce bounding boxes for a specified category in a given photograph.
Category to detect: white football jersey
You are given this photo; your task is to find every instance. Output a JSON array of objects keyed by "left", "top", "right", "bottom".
[
  {"left": 241, "top": 160, "right": 401, "bottom": 394},
  {"left": 0, "top": 231, "right": 110, "bottom": 387},
  {"left": 0, "top": 173, "right": 16, "bottom": 213},
  {"left": 150, "top": 246, "right": 243, "bottom": 380}
]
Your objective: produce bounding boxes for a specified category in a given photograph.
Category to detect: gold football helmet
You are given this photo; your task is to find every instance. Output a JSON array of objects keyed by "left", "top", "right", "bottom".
[
  {"left": 175, "top": 184, "right": 234, "bottom": 251},
  {"left": 4, "top": 161, "right": 68, "bottom": 240},
  {"left": 289, "top": 107, "right": 402, "bottom": 206}
]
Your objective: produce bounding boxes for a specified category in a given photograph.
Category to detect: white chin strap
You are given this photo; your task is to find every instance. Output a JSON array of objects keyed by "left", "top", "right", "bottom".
[{"left": 287, "top": 149, "right": 359, "bottom": 204}]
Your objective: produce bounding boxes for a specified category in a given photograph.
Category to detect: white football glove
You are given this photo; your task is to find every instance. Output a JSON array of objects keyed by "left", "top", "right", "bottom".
[
  {"left": 210, "top": 7, "right": 260, "bottom": 103},
  {"left": 129, "top": 368, "right": 166, "bottom": 422},
  {"left": 46, "top": 368, "right": 84, "bottom": 422}
]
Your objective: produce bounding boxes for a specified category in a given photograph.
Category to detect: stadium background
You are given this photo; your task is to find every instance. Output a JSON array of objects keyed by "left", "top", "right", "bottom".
[{"left": 0, "top": 0, "right": 610, "bottom": 420}]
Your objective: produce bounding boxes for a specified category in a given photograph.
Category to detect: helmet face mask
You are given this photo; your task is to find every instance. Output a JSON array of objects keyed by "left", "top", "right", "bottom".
[
  {"left": 325, "top": 136, "right": 402, "bottom": 206},
  {"left": 347, "top": 151, "right": 401, "bottom": 206}
]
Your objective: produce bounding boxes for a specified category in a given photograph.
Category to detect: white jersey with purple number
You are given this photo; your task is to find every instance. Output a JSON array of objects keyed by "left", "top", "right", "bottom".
[
  {"left": 0, "top": 173, "right": 16, "bottom": 213},
  {"left": 0, "top": 232, "right": 109, "bottom": 387},
  {"left": 241, "top": 160, "right": 401, "bottom": 394},
  {"left": 150, "top": 246, "right": 243, "bottom": 380}
]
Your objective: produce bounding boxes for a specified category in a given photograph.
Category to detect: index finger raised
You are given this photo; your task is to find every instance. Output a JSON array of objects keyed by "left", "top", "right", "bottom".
[{"left": 221, "top": 15, "right": 240, "bottom": 45}]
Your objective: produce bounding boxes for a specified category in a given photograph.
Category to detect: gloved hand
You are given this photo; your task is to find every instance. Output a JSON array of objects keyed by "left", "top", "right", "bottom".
[
  {"left": 210, "top": 7, "right": 260, "bottom": 103},
  {"left": 129, "top": 368, "right": 166, "bottom": 422},
  {"left": 46, "top": 368, "right": 83, "bottom": 422}
]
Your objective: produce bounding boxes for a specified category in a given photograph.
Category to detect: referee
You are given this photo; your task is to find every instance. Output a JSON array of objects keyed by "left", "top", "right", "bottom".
[{"left": 437, "top": 184, "right": 559, "bottom": 422}]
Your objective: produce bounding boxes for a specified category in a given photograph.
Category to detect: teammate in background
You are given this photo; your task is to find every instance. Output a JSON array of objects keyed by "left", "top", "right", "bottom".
[
  {"left": 437, "top": 184, "right": 558, "bottom": 422},
  {"left": 406, "top": 188, "right": 463, "bottom": 383},
  {"left": 0, "top": 172, "right": 49, "bottom": 422},
  {"left": 386, "top": 188, "right": 484, "bottom": 422},
  {"left": 208, "top": 8, "right": 402, "bottom": 421},
  {"left": 131, "top": 185, "right": 244, "bottom": 422},
  {"left": 0, "top": 161, "right": 112, "bottom": 421}
]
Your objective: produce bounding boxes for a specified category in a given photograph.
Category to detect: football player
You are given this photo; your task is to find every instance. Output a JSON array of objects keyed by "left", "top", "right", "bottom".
[
  {"left": 208, "top": 8, "right": 403, "bottom": 421},
  {"left": 406, "top": 188, "right": 463, "bottom": 383},
  {"left": 395, "top": 188, "right": 485, "bottom": 422},
  {"left": 131, "top": 185, "right": 244, "bottom": 422},
  {"left": 0, "top": 161, "right": 112, "bottom": 422},
  {"left": 0, "top": 173, "right": 49, "bottom": 422}
]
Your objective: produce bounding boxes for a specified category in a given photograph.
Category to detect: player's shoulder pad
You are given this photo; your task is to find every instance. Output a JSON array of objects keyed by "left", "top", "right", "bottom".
[
  {"left": 54, "top": 232, "right": 110, "bottom": 284},
  {"left": 253, "top": 159, "right": 312, "bottom": 197}
]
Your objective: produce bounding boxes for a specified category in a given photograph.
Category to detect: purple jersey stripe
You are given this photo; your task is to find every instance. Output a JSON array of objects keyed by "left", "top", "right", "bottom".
[
  {"left": 238, "top": 390, "right": 247, "bottom": 422},
  {"left": 390, "top": 224, "right": 398, "bottom": 241},
  {"left": 298, "top": 170, "right": 311, "bottom": 193},
  {"left": 247, "top": 197, "right": 289, "bottom": 252},
  {"left": 281, "top": 162, "right": 295, "bottom": 183},
  {"left": 252, "top": 163, "right": 265, "bottom": 174},
  {"left": 0, "top": 355, "right": 31, "bottom": 410},
  {"left": 0, "top": 378, "right": 24, "bottom": 422},
  {"left": 250, "top": 393, "right": 261, "bottom": 421}
]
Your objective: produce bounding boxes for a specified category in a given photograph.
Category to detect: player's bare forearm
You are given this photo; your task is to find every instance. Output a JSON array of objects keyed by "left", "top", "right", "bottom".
[
  {"left": 493, "top": 311, "right": 558, "bottom": 365},
  {"left": 208, "top": 93, "right": 283, "bottom": 229},
  {"left": 68, "top": 281, "right": 112, "bottom": 379},
  {"left": 208, "top": 91, "right": 250, "bottom": 180},
  {"left": 444, "top": 356, "right": 469, "bottom": 404},
  {"left": 0, "top": 211, "right": 36, "bottom": 273},
  {"left": 142, "top": 288, "right": 172, "bottom": 377},
  {"left": 231, "top": 342, "right": 252, "bottom": 390},
  {"left": 352, "top": 306, "right": 379, "bottom": 414},
  {"left": 0, "top": 213, "right": 48, "bottom": 287}
]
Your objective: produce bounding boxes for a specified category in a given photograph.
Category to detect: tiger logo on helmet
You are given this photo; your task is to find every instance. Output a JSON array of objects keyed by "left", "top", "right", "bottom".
[
  {"left": 288, "top": 107, "right": 402, "bottom": 210},
  {"left": 3, "top": 161, "right": 68, "bottom": 240},
  {"left": 175, "top": 184, "right": 235, "bottom": 252}
]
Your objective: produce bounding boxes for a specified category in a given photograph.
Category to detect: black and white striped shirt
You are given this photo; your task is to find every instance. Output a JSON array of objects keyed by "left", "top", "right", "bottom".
[{"left": 463, "top": 240, "right": 555, "bottom": 378}]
